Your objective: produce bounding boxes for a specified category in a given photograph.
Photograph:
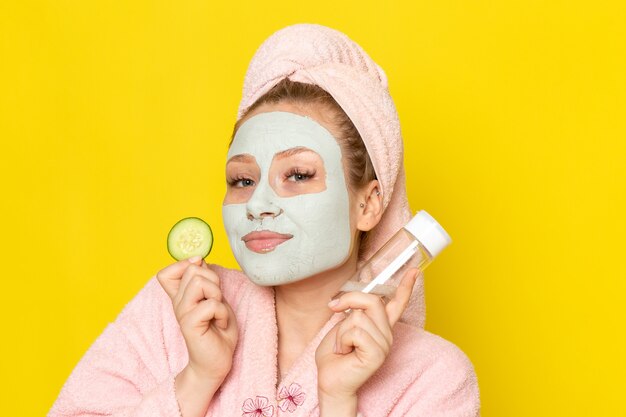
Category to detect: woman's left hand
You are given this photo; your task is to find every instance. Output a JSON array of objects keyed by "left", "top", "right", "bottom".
[{"left": 315, "top": 268, "right": 420, "bottom": 413}]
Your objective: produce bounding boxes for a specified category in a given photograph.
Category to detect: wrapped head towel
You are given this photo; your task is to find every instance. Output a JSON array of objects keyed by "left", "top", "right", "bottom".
[{"left": 236, "top": 23, "right": 425, "bottom": 328}]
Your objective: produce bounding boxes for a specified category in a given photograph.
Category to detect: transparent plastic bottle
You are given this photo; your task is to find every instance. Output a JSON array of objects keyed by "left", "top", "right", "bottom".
[{"left": 339, "top": 210, "right": 452, "bottom": 299}]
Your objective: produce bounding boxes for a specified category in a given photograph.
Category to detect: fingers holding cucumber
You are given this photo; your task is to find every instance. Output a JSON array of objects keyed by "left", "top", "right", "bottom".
[
  {"left": 156, "top": 256, "right": 238, "bottom": 383},
  {"left": 156, "top": 256, "right": 213, "bottom": 299},
  {"left": 169, "top": 259, "right": 218, "bottom": 310}
]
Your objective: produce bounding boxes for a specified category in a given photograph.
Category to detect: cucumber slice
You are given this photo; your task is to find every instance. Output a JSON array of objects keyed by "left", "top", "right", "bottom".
[{"left": 167, "top": 217, "right": 213, "bottom": 261}]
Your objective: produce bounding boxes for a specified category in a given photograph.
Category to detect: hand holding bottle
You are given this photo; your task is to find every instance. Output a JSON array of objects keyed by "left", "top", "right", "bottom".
[{"left": 315, "top": 268, "right": 421, "bottom": 415}]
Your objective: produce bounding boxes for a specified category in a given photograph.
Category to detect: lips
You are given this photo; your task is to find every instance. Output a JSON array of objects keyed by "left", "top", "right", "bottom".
[{"left": 242, "top": 230, "right": 293, "bottom": 253}]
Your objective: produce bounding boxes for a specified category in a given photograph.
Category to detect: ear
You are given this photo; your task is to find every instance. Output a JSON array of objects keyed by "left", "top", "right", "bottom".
[{"left": 356, "top": 180, "right": 383, "bottom": 232}]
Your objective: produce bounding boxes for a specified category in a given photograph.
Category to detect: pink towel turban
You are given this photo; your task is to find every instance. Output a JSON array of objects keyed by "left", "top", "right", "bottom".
[{"left": 236, "top": 23, "right": 425, "bottom": 328}]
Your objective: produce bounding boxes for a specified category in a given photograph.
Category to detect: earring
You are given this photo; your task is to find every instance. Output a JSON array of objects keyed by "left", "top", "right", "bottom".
[
  {"left": 359, "top": 203, "right": 365, "bottom": 208},
  {"left": 376, "top": 190, "right": 381, "bottom": 196}
]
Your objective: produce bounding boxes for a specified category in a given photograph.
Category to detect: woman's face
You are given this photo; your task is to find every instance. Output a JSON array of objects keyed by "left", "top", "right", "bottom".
[{"left": 222, "top": 102, "right": 359, "bottom": 286}]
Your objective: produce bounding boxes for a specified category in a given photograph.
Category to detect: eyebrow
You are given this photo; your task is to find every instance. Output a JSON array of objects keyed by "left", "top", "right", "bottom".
[
  {"left": 274, "top": 146, "right": 316, "bottom": 159},
  {"left": 227, "top": 147, "right": 316, "bottom": 164},
  {"left": 226, "top": 154, "right": 255, "bottom": 164}
]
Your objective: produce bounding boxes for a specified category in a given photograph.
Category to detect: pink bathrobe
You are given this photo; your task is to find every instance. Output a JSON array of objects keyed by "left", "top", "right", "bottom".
[{"left": 48, "top": 264, "right": 480, "bottom": 417}]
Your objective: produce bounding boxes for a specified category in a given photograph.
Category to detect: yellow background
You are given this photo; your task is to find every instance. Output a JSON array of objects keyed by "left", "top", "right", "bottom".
[{"left": 1, "top": 1, "right": 624, "bottom": 415}]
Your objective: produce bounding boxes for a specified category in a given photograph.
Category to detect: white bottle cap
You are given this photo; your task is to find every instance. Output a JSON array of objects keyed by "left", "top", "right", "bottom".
[{"left": 403, "top": 210, "right": 452, "bottom": 258}]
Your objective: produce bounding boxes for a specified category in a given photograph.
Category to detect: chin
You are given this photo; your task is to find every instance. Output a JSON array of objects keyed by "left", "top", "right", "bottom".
[
  {"left": 235, "top": 243, "right": 354, "bottom": 287},
  {"left": 245, "top": 272, "right": 310, "bottom": 287}
]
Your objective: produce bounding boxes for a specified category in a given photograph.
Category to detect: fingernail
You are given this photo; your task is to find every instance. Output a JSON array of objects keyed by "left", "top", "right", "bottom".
[
  {"left": 328, "top": 299, "right": 340, "bottom": 308},
  {"left": 188, "top": 255, "right": 202, "bottom": 263}
]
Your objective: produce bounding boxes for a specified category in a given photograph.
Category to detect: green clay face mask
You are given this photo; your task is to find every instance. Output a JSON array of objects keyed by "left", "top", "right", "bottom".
[{"left": 222, "top": 111, "right": 352, "bottom": 286}]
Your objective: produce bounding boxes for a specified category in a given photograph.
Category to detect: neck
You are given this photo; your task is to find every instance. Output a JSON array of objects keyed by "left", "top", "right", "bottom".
[
  {"left": 274, "top": 250, "right": 358, "bottom": 324},
  {"left": 273, "top": 249, "right": 359, "bottom": 376}
]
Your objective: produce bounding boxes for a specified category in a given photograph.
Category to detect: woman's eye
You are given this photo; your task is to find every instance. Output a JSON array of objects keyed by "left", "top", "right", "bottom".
[
  {"left": 286, "top": 170, "right": 314, "bottom": 182},
  {"left": 229, "top": 177, "right": 255, "bottom": 187},
  {"left": 239, "top": 179, "right": 255, "bottom": 187}
]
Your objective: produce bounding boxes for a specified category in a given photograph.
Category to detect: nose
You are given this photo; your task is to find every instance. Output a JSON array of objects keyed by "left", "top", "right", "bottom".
[
  {"left": 245, "top": 182, "right": 283, "bottom": 220},
  {"left": 246, "top": 207, "right": 283, "bottom": 221}
]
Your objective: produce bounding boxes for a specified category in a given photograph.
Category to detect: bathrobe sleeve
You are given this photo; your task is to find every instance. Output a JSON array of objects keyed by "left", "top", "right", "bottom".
[
  {"left": 48, "top": 277, "right": 185, "bottom": 417},
  {"left": 387, "top": 335, "right": 481, "bottom": 417},
  {"left": 356, "top": 324, "right": 480, "bottom": 417},
  {"left": 49, "top": 265, "right": 249, "bottom": 417}
]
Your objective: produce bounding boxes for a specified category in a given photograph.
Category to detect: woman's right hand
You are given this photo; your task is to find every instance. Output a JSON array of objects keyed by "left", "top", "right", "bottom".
[{"left": 156, "top": 256, "right": 238, "bottom": 384}]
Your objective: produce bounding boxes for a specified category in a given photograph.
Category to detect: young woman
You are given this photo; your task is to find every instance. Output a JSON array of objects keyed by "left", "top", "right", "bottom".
[{"left": 49, "top": 24, "right": 480, "bottom": 417}]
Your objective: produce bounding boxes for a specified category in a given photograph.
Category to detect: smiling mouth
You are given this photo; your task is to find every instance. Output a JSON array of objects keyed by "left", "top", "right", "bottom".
[{"left": 241, "top": 230, "right": 293, "bottom": 253}]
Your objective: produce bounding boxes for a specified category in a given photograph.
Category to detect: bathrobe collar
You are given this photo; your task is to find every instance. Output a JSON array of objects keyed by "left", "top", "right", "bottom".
[{"left": 210, "top": 276, "right": 345, "bottom": 417}]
